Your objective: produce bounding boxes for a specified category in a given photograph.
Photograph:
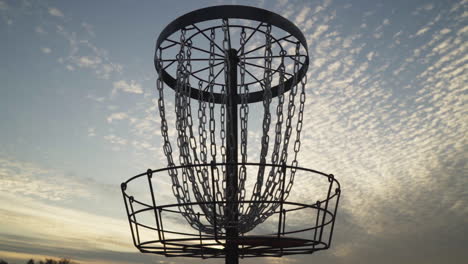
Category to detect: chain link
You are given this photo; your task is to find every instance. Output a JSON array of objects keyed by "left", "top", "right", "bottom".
[
  {"left": 246, "top": 23, "right": 273, "bottom": 224},
  {"left": 238, "top": 27, "right": 249, "bottom": 216},
  {"left": 156, "top": 22, "right": 307, "bottom": 234},
  {"left": 208, "top": 27, "right": 225, "bottom": 221},
  {"left": 185, "top": 40, "right": 214, "bottom": 217},
  {"left": 176, "top": 28, "right": 201, "bottom": 228},
  {"left": 246, "top": 41, "right": 303, "bottom": 228},
  {"left": 156, "top": 29, "right": 200, "bottom": 230}
]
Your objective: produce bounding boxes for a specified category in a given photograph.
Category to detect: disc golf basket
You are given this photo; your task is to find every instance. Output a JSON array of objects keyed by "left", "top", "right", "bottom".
[{"left": 121, "top": 5, "right": 341, "bottom": 263}]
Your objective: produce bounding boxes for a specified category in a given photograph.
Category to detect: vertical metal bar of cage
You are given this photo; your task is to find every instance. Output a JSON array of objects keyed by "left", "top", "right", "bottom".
[
  {"left": 121, "top": 184, "right": 138, "bottom": 248},
  {"left": 210, "top": 161, "right": 221, "bottom": 244},
  {"left": 327, "top": 186, "right": 341, "bottom": 247},
  {"left": 313, "top": 200, "right": 321, "bottom": 250},
  {"left": 319, "top": 174, "right": 334, "bottom": 243},
  {"left": 147, "top": 169, "right": 163, "bottom": 242},
  {"left": 158, "top": 207, "right": 167, "bottom": 254},
  {"left": 277, "top": 164, "right": 287, "bottom": 257},
  {"left": 240, "top": 231, "right": 245, "bottom": 259},
  {"left": 282, "top": 209, "right": 287, "bottom": 235},
  {"left": 277, "top": 163, "right": 287, "bottom": 238},
  {"left": 198, "top": 212, "right": 205, "bottom": 258},
  {"left": 128, "top": 196, "right": 141, "bottom": 246}
]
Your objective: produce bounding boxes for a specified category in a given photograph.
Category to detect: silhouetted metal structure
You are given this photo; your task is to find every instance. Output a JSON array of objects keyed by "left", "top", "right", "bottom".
[{"left": 121, "top": 5, "right": 340, "bottom": 264}]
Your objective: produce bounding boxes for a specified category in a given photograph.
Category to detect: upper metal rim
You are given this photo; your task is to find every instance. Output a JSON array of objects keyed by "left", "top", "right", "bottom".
[{"left": 154, "top": 5, "right": 310, "bottom": 104}]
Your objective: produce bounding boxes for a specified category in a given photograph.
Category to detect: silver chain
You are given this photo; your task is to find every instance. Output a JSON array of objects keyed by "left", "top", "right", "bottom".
[
  {"left": 209, "top": 27, "right": 225, "bottom": 219},
  {"left": 185, "top": 40, "right": 214, "bottom": 218},
  {"left": 238, "top": 27, "right": 249, "bottom": 216},
  {"left": 287, "top": 59, "right": 306, "bottom": 194},
  {"left": 156, "top": 22, "right": 307, "bottom": 234},
  {"left": 246, "top": 41, "right": 303, "bottom": 228},
  {"left": 156, "top": 29, "right": 200, "bottom": 230},
  {"left": 242, "top": 24, "right": 274, "bottom": 226}
]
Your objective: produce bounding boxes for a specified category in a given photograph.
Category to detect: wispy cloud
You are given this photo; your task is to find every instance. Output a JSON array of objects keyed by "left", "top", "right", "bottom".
[
  {"left": 87, "top": 93, "right": 106, "bottom": 102},
  {"left": 76, "top": 55, "right": 101, "bottom": 67},
  {"left": 412, "top": 3, "right": 434, "bottom": 15},
  {"left": 0, "top": 156, "right": 143, "bottom": 262},
  {"left": 35, "top": 26, "right": 46, "bottom": 34},
  {"left": 87, "top": 127, "right": 96, "bottom": 137},
  {"left": 0, "top": 192, "right": 133, "bottom": 254},
  {"left": 415, "top": 26, "right": 430, "bottom": 36},
  {"left": 54, "top": 23, "right": 123, "bottom": 79},
  {"left": 0, "top": 156, "right": 91, "bottom": 201},
  {"left": 295, "top": 7, "right": 311, "bottom": 25},
  {"left": 366, "top": 51, "right": 375, "bottom": 61},
  {"left": 2, "top": 1, "right": 467, "bottom": 263},
  {"left": 40, "top": 47, "right": 51, "bottom": 54},
  {"left": 107, "top": 112, "right": 129, "bottom": 123},
  {"left": 103, "top": 134, "right": 128, "bottom": 147},
  {"left": 82, "top": 22, "right": 95, "bottom": 37},
  {"left": 260, "top": 3, "right": 468, "bottom": 261},
  {"left": 112, "top": 80, "right": 144, "bottom": 95},
  {"left": 48, "top": 7, "right": 64, "bottom": 18}
]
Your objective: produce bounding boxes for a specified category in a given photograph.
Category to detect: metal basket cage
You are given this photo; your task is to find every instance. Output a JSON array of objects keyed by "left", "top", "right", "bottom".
[{"left": 121, "top": 162, "right": 340, "bottom": 258}]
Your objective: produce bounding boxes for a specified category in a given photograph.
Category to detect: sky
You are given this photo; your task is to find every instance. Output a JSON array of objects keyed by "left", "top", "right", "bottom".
[{"left": 1, "top": 0, "right": 467, "bottom": 263}]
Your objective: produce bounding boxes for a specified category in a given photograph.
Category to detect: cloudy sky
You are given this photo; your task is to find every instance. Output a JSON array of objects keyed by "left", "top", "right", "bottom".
[{"left": 1, "top": 0, "right": 467, "bottom": 263}]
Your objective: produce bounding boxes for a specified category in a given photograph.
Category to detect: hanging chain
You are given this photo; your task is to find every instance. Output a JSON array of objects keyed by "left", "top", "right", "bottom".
[
  {"left": 196, "top": 79, "right": 212, "bottom": 206},
  {"left": 155, "top": 21, "right": 307, "bottom": 235},
  {"left": 238, "top": 27, "right": 249, "bottom": 216},
  {"left": 262, "top": 49, "right": 286, "bottom": 200},
  {"left": 286, "top": 60, "right": 306, "bottom": 194},
  {"left": 271, "top": 50, "right": 286, "bottom": 166},
  {"left": 263, "top": 49, "right": 287, "bottom": 209},
  {"left": 222, "top": 18, "right": 232, "bottom": 167},
  {"left": 249, "top": 41, "right": 303, "bottom": 228},
  {"left": 207, "top": 28, "right": 225, "bottom": 219},
  {"left": 254, "top": 42, "right": 303, "bottom": 228},
  {"left": 265, "top": 41, "right": 301, "bottom": 204},
  {"left": 156, "top": 27, "right": 200, "bottom": 229},
  {"left": 220, "top": 84, "right": 227, "bottom": 186},
  {"left": 156, "top": 48, "right": 180, "bottom": 201},
  {"left": 198, "top": 80, "right": 208, "bottom": 165},
  {"left": 246, "top": 23, "right": 273, "bottom": 224},
  {"left": 175, "top": 28, "right": 200, "bottom": 226},
  {"left": 185, "top": 39, "right": 214, "bottom": 216},
  {"left": 208, "top": 28, "right": 217, "bottom": 164},
  {"left": 280, "top": 41, "right": 302, "bottom": 198}
]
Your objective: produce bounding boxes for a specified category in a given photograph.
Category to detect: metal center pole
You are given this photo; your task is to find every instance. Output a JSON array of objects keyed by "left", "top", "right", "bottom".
[{"left": 225, "top": 48, "right": 239, "bottom": 264}]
